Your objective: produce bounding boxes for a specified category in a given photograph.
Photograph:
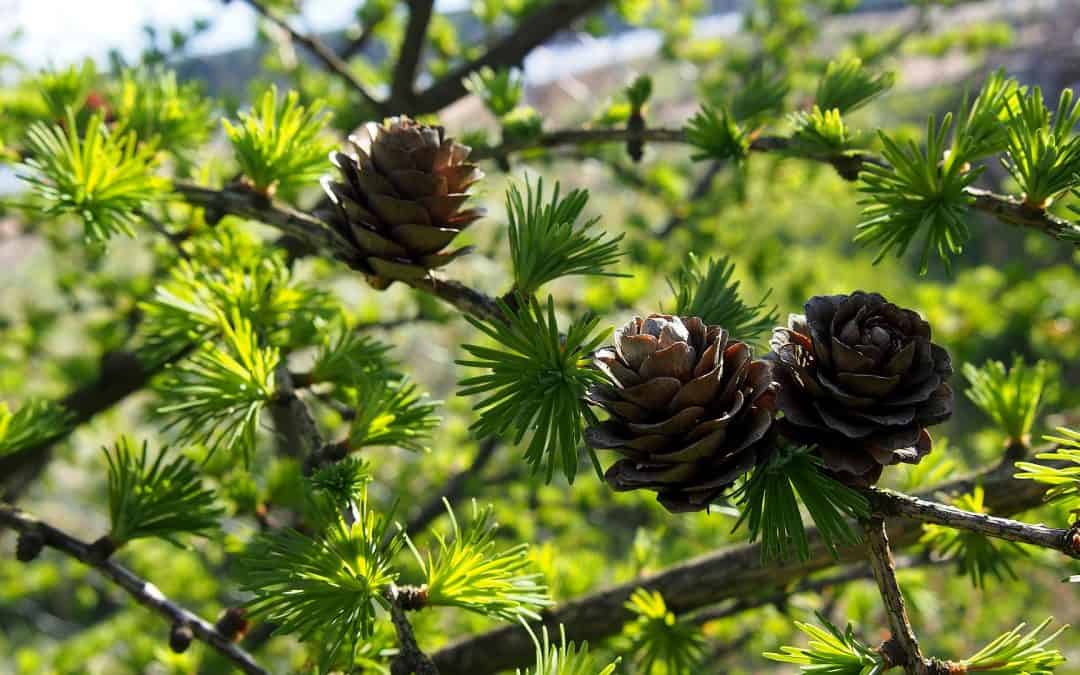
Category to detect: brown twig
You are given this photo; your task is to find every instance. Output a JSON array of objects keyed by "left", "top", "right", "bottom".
[
  {"left": 339, "top": 15, "right": 385, "bottom": 61},
  {"left": 867, "top": 487, "right": 1080, "bottom": 559},
  {"left": 427, "top": 460, "right": 1054, "bottom": 675},
  {"left": 408, "top": 0, "right": 613, "bottom": 115},
  {"left": 391, "top": 0, "right": 435, "bottom": 106},
  {"left": 470, "top": 126, "right": 1078, "bottom": 245},
  {"left": 171, "top": 181, "right": 503, "bottom": 321},
  {"left": 386, "top": 585, "right": 439, "bottom": 675},
  {"left": 241, "top": 0, "right": 383, "bottom": 112},
  {"left": 862, "top": 516, "right": 924, "bottom": 674},
  {"left": 0, "top": 504, "right": 268, "bottom": 675},
  {"left": 405, "top": 437, "right": 500, "bottom": 536}
]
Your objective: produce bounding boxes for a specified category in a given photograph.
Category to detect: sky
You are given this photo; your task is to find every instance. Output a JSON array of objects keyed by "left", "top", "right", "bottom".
[{"left": 0, "top": 0, "right": 387, "bottom": 67}]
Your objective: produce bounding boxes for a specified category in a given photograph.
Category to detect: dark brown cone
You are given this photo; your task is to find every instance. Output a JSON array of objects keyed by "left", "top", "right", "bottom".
[
  {"left": 767, "top": 291, "right": 953, "bottom": 486},
  {"left": 584, "top": 314, "right": 777, "bottom": 513},
  {"left": 321, "top": 116, "right": 484, "bottom": 283}
]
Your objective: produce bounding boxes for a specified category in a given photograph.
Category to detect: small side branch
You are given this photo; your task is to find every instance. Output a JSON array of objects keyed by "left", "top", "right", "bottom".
[
  {"left": 241, "top": 0, "right": 383, "bottom": 111},
  {"left": 868, "top": 487, "right": 1080, "bottom": 559},
  {"left": 0, "top": 504, "right": 268, "bottom": 675},
  {"left": 387, "top": 585, "right": 439, "bottom": 675},
  {"left": 171, "top": 181, "right": 503, "bottom": 322},
  {"left": 391, "top": 0, "right": 435, "bottom": 105},
  {"left": 409, "top": 0, "right": 612, "bottom": 115},
  {"left": 468, "top": 126, "right": 1078, "bottom": 246},
  {"left": 862, "top": 517, "right": 924, "bottom": 675}
]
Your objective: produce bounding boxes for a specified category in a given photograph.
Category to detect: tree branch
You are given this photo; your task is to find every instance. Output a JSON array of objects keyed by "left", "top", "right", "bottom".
[
  {"left": 428, "top": 460, "right": 1056, "bottom": 675},
  {"left": 339, "top": 14, "right": 386, "bottom": 61},
  {"left": 386, "top": 585, "right": 440, "bottom": 675},
  {"left": 862, "top": 516, "right": 924, "bottom": 674},
  {"left": 0, "top": 348, "right": 190, "bottom": 501},
  {"left": 408, "top": 0, "right": 613, "bottom": 115},
  {"left": 391, "top": 0, "right": 435, "bottom": 107},
  {"left": 0, "top": 504, "right": 268, "bottom": 675},
  {"left": 241, "top": 0, "right": 383, "bottom": 112},
  {"left": 469, "top": 126, "right": 1080, "bottom": 245},
  {"left": 405, "top": 437, "right": 500, "bottom": 536},
  {"left": 171, "top": 181, "right": 502, "bottom": 321},
  {"left": 867, "top": 487, "right": 1080, "bottom": 558}
]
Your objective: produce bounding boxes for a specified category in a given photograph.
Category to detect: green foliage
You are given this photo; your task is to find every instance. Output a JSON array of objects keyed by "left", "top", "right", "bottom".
[
  {"left": 790, "top": 106, "right": 860, "bottom": 154},
  {"left": 464, "top": 67, "right": 524, "bottom": 117},
  {"left": 458, "top": 296, "right": 609, "bottom": 483},
  {"left": 18, "top": 111, "right": 167, "bottom": 242},
  {"left": 222, "top": 85, "right": 333, "bottom": 195},
  {"left": 0, "top": 399, "right": 72, "bottom": 457},
  {"left": 1001, "top": 86, "right": 1080, "bottom": 208},
  {"left": 920, "top": 486, "right": 1028, "bottom": 588},
  {"left": 1015, "top": 427, "right": 1080, "bottom": 516},
  {"left": 506, "top": 176, "right": 625, "bottom": 296},
  {"left": 308, "top": 456, "right": 372, "bottom": 506},
  {"left": 963, "top": 356, "right": 1051, "bottom": 444},
  {"left": 952, "top": 69, "right": 1018, "bottom": 161},
  {"left": 501, "top": 106, "right": 545, "bottom": 144},
  {"left": 625, "top": 74, "right": 653, "bottom": 110},
  {"left": 815, "top": 58, "right": 894, "bottom": 115},
  {"left": 404, "top": 499, "right": 550, "bottom": 620},
  {"left": 620, "top": 589, "right": 705, "bottom": 674},
  {"left": 685, "top": 104, "right": 748, "bottom": 161},
  {"left": 139, "top": 235, "right": 330, "bottom": 361},
  {"left": 236, "top": 488, "right": 401, "bottom": 664},
  {"left": 309, "top": 326, "right": 395, "bottom": 386},
  {"left": 517, "top": 624, "right": 619, "bottom": 675},
  {"left": 665, "top": 253, "right": 777, "bottom": 345},
  {"left": 764, "top": 613, "right": 885, "bottom": 675},
  {"left": 113, "top": 68, "right": 213, "bottom": 158},
  {"left": 856, "top": 114, "right": 981, "bottom": 274},
  {"left": 156, "top": 314, "right": 279, "bottom": 464},
  {"left": 958, "top": 618, "right": 1067, "bottom": 674},
  {"left": 734, "top": 445, "right": 869, "bottom": 562},
  {"left": 104, "top": 437, "right": 223, "bottom": 547},
  {"left": 36, "top": 60, "right": 98, "bottom": 120},
  {"left": 343, "top": 375, "right": 439, "bottom": 452},
  {"left": 731, "top": 72, "right": 789, "bottom": 126}
]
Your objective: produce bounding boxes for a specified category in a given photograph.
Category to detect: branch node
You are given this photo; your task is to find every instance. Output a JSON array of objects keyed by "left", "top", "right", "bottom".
[
  {"left": 15, "top": 528, "right": 44, "bottom": 562},
  {"left": 169, "top": 622, "right": 194, "bottom": 654}
]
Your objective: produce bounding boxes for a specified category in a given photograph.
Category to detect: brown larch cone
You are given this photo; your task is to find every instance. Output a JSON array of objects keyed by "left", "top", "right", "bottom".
[
  {"left": 767, "top": 291, "right": 953, "bottom": 486},
  {"left": 321, "top": 116, "right": 485, "bottom": 285},
  {"left": 585, "top": 314, "right": 777, "bottom": 513}
]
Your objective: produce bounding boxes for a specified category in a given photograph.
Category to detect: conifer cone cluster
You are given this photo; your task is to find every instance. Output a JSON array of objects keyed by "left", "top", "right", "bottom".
[
  {"left": 585, "top": 292, "right": 953, "bottom": 510},
  {"left": 322, "top": 116, "right": 484, "bottom": 285},
  {"left": 768, "top": 292, "right": 953, "bottom": 486},
  {"left": 585, "top": 315, "right": 777, "bottom": 513}
]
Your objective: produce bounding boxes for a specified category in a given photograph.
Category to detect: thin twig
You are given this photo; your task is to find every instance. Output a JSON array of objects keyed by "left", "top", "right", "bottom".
[
  {"left": 339, "top": 15, "right": 385, "bottom": 61},
  {"left": 241, "top": 0, "right": 383, "bottom": 111},
  {"left": 408, "top": 0, "right": 612, "bottom": 115},
  {"left": 0, "top": 504, "right": 268, "bottom": 675},
  {"left": 657, "top": 161, "right": 723, "bottom": 239},
  {"left": 470, "top": 126, "right": 1078, "bottom": 245},
  {"left": 862, "top": 516, "right": 924, "bottom": 674},
  {"left": 171, "top": 180, "right": 503, "bottom": 321},
  {"left": 386, "top": 585, "right": 439, "bottom": 675},
  {"left": 406, "top": 437, "right": 500, "bottom": 536},
  {"left": 391, "top": 0, "right": 435, "bottom": 105},
  {"left": 867, "top": 487, "right": 1080, "bottom": 559}
]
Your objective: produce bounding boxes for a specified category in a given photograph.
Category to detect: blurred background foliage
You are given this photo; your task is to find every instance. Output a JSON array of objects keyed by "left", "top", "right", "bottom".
[{"left": 1, "top": 0, "right": 1079, "bottom": 673}]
